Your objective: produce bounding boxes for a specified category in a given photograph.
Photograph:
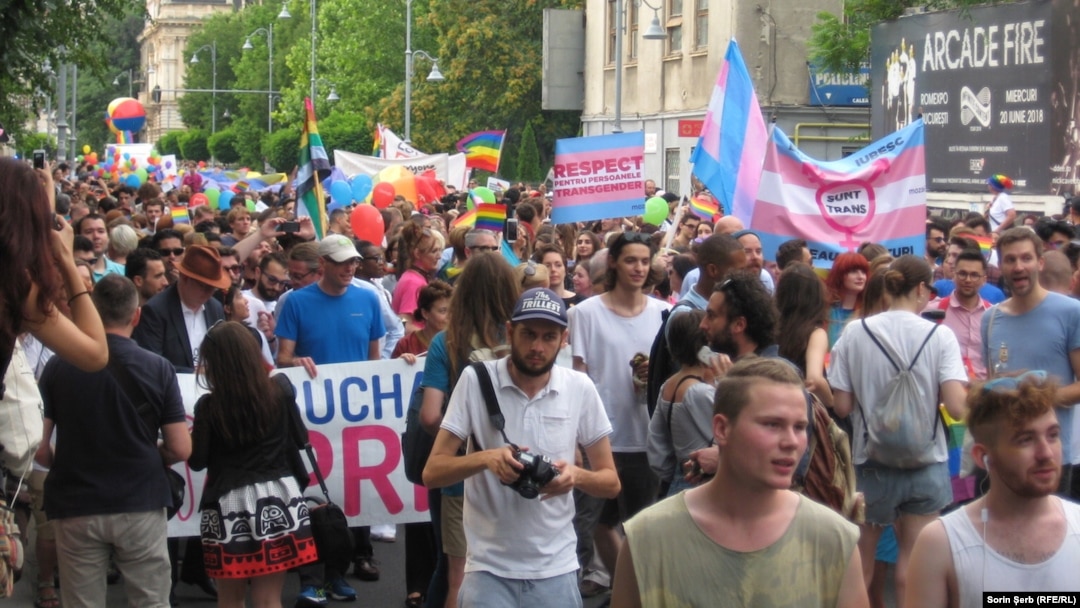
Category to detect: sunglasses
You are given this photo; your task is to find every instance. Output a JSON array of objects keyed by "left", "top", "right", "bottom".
[
  {"left": 469, "top": 246, "right": 498, "bottom": 253},
  {"left": 159, "top": 248, "right": 185, "bottom": 257},
  {"left": 223, "top": 264, "right": 242, "bottom": 274},
  {"left": 621, "top": 232, "right": 652, "bottom": 246},
  {"left": 983, "top": 370, "right": 1048, "bottom": 393}
]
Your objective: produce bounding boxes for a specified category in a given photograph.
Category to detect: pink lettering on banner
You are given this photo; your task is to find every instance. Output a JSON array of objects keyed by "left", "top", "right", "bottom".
[
  {"left": 342, "top": 425, "right": 404, "bottom": 516},
  {"left": 552, "top": 146, "right": 645, "bottom": 208}
]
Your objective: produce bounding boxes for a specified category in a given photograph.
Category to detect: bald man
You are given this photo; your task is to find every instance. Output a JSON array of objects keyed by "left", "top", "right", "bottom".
[
  {"left": 713, "top": 216, "right": 745, "bottom": 235},
  {"left": 1041, "top": 250, "right": 1074, "bottom": 295}
]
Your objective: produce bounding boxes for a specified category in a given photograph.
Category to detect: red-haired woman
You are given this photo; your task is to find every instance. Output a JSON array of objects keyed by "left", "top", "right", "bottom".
[{"left": 824, "top": 252, "right": 870, "bottom": 349}]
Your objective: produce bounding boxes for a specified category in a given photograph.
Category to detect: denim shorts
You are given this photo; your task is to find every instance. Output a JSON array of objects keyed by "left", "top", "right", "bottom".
[
  {"left": 459, "top": 570, "right": 581, "bottom": 608},
  {"left": 857, "top": 460, "right": 952, "bottom": 525}
]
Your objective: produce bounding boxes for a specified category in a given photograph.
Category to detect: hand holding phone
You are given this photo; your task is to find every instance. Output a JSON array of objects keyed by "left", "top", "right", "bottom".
[{"left": 33, "top": 150, "right": 46, "bottom": 170}]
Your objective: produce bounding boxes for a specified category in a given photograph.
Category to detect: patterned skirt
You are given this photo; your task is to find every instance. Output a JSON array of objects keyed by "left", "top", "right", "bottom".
[{"left": 200, "top": 476, "right": 319, "bottom": 579}]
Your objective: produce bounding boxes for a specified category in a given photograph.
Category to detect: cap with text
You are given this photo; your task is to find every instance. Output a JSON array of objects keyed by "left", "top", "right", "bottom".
[
  {"left": 511, "top": 288, "right": 568, "bottom": 327},
  {"left": 319, "top": 235, "right": 361, "bottom": 262}
]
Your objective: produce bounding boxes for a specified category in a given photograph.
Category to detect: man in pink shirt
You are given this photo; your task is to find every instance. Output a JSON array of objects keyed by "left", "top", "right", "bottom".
[{"left": 934, "top": 249, "right": 991, "bottom": 380}]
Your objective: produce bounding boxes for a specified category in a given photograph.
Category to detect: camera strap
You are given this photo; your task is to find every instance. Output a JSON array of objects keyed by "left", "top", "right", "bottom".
[{"left": 469, "top": 361, "right": 513, "bottom": 452}]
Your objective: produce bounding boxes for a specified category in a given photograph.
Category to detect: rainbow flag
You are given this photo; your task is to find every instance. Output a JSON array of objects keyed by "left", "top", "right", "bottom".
[
  {"left": 171, "top": 207, "right": 190, "bottom": 224},
  {"left": 476, "top": 203, "right": 507, "bottom": 233},
  {"left": 690, "top": 39, "right": 768, "bottom": 224},
  {"left": 456, "top": 130, "right": 505, "bottom": 173},
  {"left": 451, "top": 208, "right": 478, "bottom": 228},
  {"left": 296, "top": 98, "right": 332, "bottom": 239},
  {"left": 689, "top": 194, "right": 719, "bottom": 220},
  {"left": 973, "top": 235, "right": 994, "bottom": 261},
  {"left": 372, "top": 124, "right": 383, "bottom": 157}
]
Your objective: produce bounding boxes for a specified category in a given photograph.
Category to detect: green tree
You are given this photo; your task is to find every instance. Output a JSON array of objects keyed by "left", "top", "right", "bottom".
[
  {"left": 179, "top": 14, "right": 245, "bottom": 138},
  {"left": 72, "top": 11, "right": 147, "bottom": 152},
  {"left": 264, "top": 126, "right": 301, "bottom": 173},
  {"left": 208, "top": 127, "right": 242, "bottom": 164},
  {"left": 157, "top": 132, "right": 184, "bottom": 156},
  {"left": 179, "top": 130, "right": 210, "bottom": 161},
  {"left": 809, "top": 0, "right": 998, "bottom": 74},
  {"left": 515, "top": 120, "right": 543, "bottom": 183},
  {"left": 16, "top": 133, "right": 56, "bottom": 158},
  {"left": 320, "top": 112, "right": 369, "bottom": 156}
]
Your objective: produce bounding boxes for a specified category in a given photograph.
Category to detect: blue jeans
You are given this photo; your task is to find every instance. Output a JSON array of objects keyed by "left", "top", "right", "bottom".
[{"left": 458, "top": 570, "right": 581, "bottom": 608}]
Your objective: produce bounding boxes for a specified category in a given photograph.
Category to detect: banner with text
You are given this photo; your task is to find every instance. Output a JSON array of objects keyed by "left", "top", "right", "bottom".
[
  {"left": 334, "top": 150, "right": 470, "bottom": 192},
  {"left": 550, "top": 132, "right": 645, "bottom": 224},
  {"left": 167, "top": 359, "right": 429, "bottom": 537},
  {"left": 749, "top": 119, "right": 927, "bottom": 269}
]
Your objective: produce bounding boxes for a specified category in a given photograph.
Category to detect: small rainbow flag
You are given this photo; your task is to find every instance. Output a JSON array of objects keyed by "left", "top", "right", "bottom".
[
  {"left": 451, "top": 208, "right": 477, "bottom": 228},
  {"left": 689, "top": 193, "right": 719, "bottom": 220},
  {"left": 456, "top": 130, "right": 505, "bottom": 173},
  {"left": 171, "top": 207, "right": 190, "bottom": 224},
  {"left": 973, "top": 235, "right": 994, "bottom": 262},
  {"left": 476, "top": 203, "right": 507, "bottom": 233},
  {"left": 372, "top": 124, "right": 383, "bottom": 157}
]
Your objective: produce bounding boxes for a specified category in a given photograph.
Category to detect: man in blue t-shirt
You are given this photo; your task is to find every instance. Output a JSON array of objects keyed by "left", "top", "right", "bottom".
[
  {"left": 981, "top": 228, "right": 1080, "bottom": 498},
  {"left": 274, "top": 235, "right": 387, "bottom": 603}
]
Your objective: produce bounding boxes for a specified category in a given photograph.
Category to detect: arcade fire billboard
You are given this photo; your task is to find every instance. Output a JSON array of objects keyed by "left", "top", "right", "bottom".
[{"left": 871, "top": 0, "right": 1080, "bottom": 195}]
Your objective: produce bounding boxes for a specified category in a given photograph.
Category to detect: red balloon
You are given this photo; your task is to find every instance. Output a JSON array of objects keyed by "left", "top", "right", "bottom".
[
  {"left": 415, "top": 175, "right": 446, "bottom": 205},
  {"left": 371, "top": 182, "right": 396, "bottom": 209},
  {"left": 190, "top": 193, "right": 209, "bottom": 207},
  {"left": 350, "top": 204, "right": 386, "bottom": 243}
]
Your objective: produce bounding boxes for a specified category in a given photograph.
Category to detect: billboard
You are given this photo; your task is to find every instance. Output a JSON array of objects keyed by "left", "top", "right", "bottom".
[{"left": 870, "top": 0, "right": 1080, "bottom": 194}]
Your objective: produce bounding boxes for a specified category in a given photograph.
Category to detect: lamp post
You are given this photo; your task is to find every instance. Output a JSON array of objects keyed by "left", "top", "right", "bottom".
[
  {"left": 190, "top": 41, "right": 218, "bottom": 135},
  {"left": 113, "top": 67, "right": 156, "bottom": 98},
  {"left": 243, "top": 25, "right": 275, "bottom": 132},
  {"left": 315, "top": 78, "right": 340, "bottom": 103},
  {"left": 403, "top": 0, "right": 444, "bottom": 143},
  {"left": 612, "top": 0, "right": 665, "bottom": 133}
]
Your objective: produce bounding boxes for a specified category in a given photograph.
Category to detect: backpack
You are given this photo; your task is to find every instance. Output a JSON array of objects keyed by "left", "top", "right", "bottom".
[
  {"left": 401, "top": 342, "right": 510, "bottom": 485},
  {"left": 858, "top": 319, "right": 942, "bottom": 469},
  {"left": 794, "top": 392, "right": 863, "bottom": 523},
  {"left": 646, "top": 299, "right": 698, "bottom": 417}
]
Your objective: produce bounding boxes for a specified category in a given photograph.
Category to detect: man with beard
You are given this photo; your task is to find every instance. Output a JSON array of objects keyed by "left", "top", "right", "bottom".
[
  {"left": 732, "top": 230, "right": 775, "bottom": 294},
  {"left": 904, "top": 372, "right": 1080, "bottom": 607},
  {"left": 151, "top": 229, "right": 185, "bottom": 285},
  {"left": 982, "top": 228, "right": 1080, "bottom": 498},
  {"left": 243, "top": 252, "right": 289, "bottom": 348},
  {"left": 934, "top": 249, "right": 992, "bottom": 380},
  {"left": 926, "top": 219, "right": 949, "bottom": 271},
  {"left": 424, "top": 288, "right": 620, "bottom": 608},
  {"left": 698, "top": 270, "right": 779, "bottom": 362},
  {"left": 125, "top": 248, "right": 170, "bottom": 306}
]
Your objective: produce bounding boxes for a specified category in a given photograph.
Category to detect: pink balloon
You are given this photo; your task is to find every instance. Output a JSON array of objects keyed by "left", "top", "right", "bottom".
[
  {"left": 350, "top": 204, "right": 386, "bottom": 243},
  {"left": 371, "top": 182, "right": 395, "bottom": 209}
]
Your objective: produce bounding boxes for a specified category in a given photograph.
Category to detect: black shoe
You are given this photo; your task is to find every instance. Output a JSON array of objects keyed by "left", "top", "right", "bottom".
[
  {"left": 181, "top": 573, "right": 218, "bottom": 599},
  {"left": 352, "top": 557, "right": 380, "bottom": 581}
]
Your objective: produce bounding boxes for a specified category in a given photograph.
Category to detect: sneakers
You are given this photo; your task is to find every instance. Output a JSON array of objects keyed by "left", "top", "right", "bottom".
[
  {"left": 352, "top": 557, "right": 380, "bottom": 581},
  {"left": 326, "top": 577, "right": 357, "bottom": 602},
  {"left": 296, "top": 585, "right": 328, "bottom": 607}
]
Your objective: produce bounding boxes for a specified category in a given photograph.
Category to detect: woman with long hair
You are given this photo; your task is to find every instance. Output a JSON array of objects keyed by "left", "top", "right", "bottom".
[
  {"left": 418, "top": 253, "right": 518, "bottom": 608},
  {"left": 189, "top": 322, "right": 318, "bottom": 607},
  {"left": 0, "top": 158, "right": 107, "bottom": 378},
  {"left": 775, "top": 263, "right": 834, "bottom": 408},
  {"left": 825, "top": 252, "right": 870, "bottom": 348},
  {"left": 535, "top": 243, "right": 580, "bottom": 307},
  {"left": 221, "top": 285, "right": 274, "bottom": 368},
  {"left": 646, "top": 310, "right": 715, "bottom": 496},
  {"left": 392, "top": 220, "right": 445, "bottom": 333},
  {"left": 574, "top": 231, "right": 602, "bottom": 269}
]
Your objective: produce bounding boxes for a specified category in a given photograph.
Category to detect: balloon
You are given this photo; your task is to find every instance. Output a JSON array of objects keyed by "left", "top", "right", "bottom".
[
  {"left": 165, "top": 161, "right": 173, "bottom": 169},
  {"left": 351, "top": 175, "right": 373, "bottom": 202},
  {"left": 643, "top": 196, "right": 667, "bottom": 226},
  {"left": 472, "top": 187, "right": 496, "bottom": 204},
  {"left": 125, "top": 173, "right": 142, "bottom": 188},
  {"left": 190, "top": 193, "right": 209, "bottom": 208},
  {"left": 219, "top": 191, "right": 235, "bottom": 209},
  {"left": 245, "top": 199, "right": 256, "bottom": 212},
  {"left": 123, "top": 152, "right": 131, "bottom": 160},
  {"left": 204, "top": 188, "right": 221, "bottom": 208},
  {"left": 388, "top": 178, "right": 417, "bottom": 206},
  {"left": 330, "top": 180, "right": 353, "bottom": 207},
  {"left": 371, "top": 182, "right": 395, "bottom": 209},
  {"left": 135, "top": 168, "right": 148, "bottom": 184},
  {"left": 415, "top": 173, "right": 446, "bottom": 205},
  {"left": 107, "top": 98, "right": 146, "bottom": 136},
  {"left": 350, "top": 204, "right": 385, "bottom": 243},
  {"left": 86, "top": 152, "right": 98, "bottom": 166},
  {"left": 82, "top": 145, "right": 90, "bottom": 155}
]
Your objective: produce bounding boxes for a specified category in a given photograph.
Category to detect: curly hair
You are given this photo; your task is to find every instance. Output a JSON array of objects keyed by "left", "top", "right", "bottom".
[
  {"left": 714, "top": 270, "right": 777, "bottom": 350},
  {"left": 967, "top": 373, "right": 1058, "bottom": 445}
]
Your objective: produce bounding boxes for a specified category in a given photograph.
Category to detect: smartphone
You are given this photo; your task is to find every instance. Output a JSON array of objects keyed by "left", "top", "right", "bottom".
[
  {"left": 697, "top": 345, "right": 717, "bottom": 367},
  {"left": 32, "top": 149, "right": 46, "bottom": 170},
  {"left": 505, "top": 218, "right": 519, "bottom": 242},
  {"left": 279, "top": 221, "right": 300, "bottom": 234}
]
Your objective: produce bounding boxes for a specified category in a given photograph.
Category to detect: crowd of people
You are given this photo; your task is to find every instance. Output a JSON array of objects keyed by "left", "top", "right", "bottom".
[{"left": 4, "top": 155, "right": 1080, "bottom": 608}]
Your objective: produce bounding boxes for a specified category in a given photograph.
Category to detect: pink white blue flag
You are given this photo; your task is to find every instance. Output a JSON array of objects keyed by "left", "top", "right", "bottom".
[
  {"left": 690, "top": 39, "right": 768, "bottom": 225},
  {"left": 750, "top": 119, "right": 927, "bottom": 269}
]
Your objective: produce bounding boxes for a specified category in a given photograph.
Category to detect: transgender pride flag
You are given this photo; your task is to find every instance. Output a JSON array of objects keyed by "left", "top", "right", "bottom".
[
  {"left": 690, "top": 39, "right": 767, "bottom": 224},
  {"left": 750, "top": 119, "right": 927, "bottom": 269}
]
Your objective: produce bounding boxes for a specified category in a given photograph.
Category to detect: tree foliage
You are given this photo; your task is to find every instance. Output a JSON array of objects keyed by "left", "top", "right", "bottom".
[
  {"left": 72, "top": 12, "right": 147, "bottom": 152},
  {"left": 265, "top": 126, "right": 301, "bottom": 173},
  {"left": 516, "top": 120, "right": 543, "bottom": 183},
  {"left": 809, "top": 0, "right": 1005, "bottom": 73},
  {"left": 208, "top": 127, "right": 242, "bottom": 164},
  {"left": 157, "top": 132, "right": 183, "bottom": 157},
  {"left": 179, "top": 130, "right": 210, "bottom": 161}
]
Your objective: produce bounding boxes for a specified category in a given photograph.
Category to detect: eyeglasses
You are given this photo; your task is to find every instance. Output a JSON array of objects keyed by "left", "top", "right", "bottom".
[
  {"left": 931, "top": 236, "right": 946, "bottom": 243},
  {"left": 159, "top": 248, "right": 185, "bottom": 257},
  {"left": 289, "top": 268, "right": 317, "bottom": 282},
  {"left": 360, "top": 254, "right": 385, "bottom": 263},
  {"left": 982, "top": 370, "right": 1047, "bottom": 393},
  {"left": 469, "top": 245, "right": 498, "bottom": 253},
  {"left": 263, "top": 274, "right": 291, "bottom": 288},
  {"left": 955, "top": 271, "right": 985, "bottom": 281},
  {"left": 223, "top": 264, "right": 242, "bottom": 274}
]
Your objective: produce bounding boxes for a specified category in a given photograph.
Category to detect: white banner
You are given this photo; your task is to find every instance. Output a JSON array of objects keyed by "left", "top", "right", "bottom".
[
  {"left": 379, "top": 125, "right": 424, "bottom": 159},
  {"left": 167, "top": 358, "right": 431, "bottom": 537},
  {"left": 333, "top": 150, "right": 470, "bottom": 193}
]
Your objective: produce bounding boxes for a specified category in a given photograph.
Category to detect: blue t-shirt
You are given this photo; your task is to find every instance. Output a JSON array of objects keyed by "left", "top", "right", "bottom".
[
  {"left": 275, "top": 283, "right": 386, "bottom": 364},
  {"left": 981, "top": 292, "right": 1080, "bottom": 461},
  {"left": 420, "top": 332, "right": 464, "bottom": 496},
  {"left": 933, "top": 279, "right": 1006, "bottom": 304}
]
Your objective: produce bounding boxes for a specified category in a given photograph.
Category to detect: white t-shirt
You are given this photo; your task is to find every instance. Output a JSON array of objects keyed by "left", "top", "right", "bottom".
[
  {"left": 441, "top": 359, "right": 612, "bottom": 580},
  {"left": 351, "top": 278, "right": 404, "bottom": 359},
  {"left": 568, "top": 295, "right": 670, "bottom": 452},
  {"left": 988, "top": 191, "right": 1014, "bottom": 231},
  {"left": 829, "top": 310, "right": 967, "bottom": 465},
  {"left": 243, "top": 289, "right": 277, "bottom": 330}
]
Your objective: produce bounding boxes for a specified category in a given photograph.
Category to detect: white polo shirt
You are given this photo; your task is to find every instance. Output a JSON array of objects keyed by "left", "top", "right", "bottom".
[{"left": 441, "top": 358, "right": 611, "bottom": 580}]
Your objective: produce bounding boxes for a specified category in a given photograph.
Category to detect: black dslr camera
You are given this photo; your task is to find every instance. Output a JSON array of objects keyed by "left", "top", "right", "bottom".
[{"left": 503, "top": 446, "right": 559, "bottom": 499}]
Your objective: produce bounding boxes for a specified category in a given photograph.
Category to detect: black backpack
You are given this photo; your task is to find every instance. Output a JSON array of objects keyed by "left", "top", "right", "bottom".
[{"left": 646, "top": 299, "right": 699, "bottom": 416}]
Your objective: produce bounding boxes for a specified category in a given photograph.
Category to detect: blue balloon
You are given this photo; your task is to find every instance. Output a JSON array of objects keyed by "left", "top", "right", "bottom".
[
  {"left": 350, "top": 174, "right": 373, "bottom": 202},
  {"left": 330, "top": 180, "right": 353, "bottom": 207},
  {"left": 124, "top": 173, "right": 141, "bottom": 188},
  {"left": 219, "top": 190, "right": 235, "bottom": 208}
]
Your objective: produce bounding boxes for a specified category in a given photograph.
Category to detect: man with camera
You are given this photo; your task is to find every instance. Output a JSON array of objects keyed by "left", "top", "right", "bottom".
[{"left": 424, "top": 288, "right": 620, "bottom": 608}]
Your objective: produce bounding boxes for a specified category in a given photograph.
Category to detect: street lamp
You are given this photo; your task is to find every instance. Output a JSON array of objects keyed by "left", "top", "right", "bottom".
[
  {"left": 404, "top": 0, "right": 444, "bottom": 143},
  {"left": 113, "top": 66, "right": 156, "bottom": 98},
  {"left": 243, "top": 25, "right": 275, "bottom": 132},
  {"left": 315, "top": 78, "right": 340, "bottom": 102},
  {"left": 190, "top": 41, "right": 218, "bottom": 135},
  {"left": 612, "top": 0, "right": 666, "bottom": 133}
]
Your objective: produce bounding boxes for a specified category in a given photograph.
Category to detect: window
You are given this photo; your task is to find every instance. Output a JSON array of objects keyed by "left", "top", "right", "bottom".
[
  {"left": 607, "top": 0, "right": 617, "bottom": 64},
  {"left": 665, "top": 148, "right": 681, "bottom": 196},
  {"left": 628, "top": 0, "right": 638, "bottom": 61},
  {"left": 666, "top": 0, "right": 683, "bottom": 56},
  {"left": 694, "top": 0, "right": 708, "bottom": 50}
]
